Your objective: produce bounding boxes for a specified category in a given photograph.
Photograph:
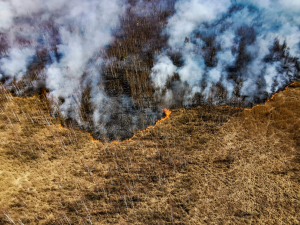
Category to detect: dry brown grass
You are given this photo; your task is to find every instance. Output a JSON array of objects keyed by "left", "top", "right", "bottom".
[{"left": 0, "top": 82, "right": 300, "bottom": 224}]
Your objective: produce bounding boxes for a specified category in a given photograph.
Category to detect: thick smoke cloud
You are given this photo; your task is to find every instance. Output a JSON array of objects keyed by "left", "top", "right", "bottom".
[
  {"left": 1, "top": 0, "right": 299, "bottom": 141},
  {"left": 0, "top": 0, "right": 128, "bottom": 136},
  {"left": 151, "top": 0, "right": 300, "bottom": 105},
  {"left": 0, "top": 48, "right": 35, "bottom": 80},
  {"left": 0, "top": 2, "right": 13, "bottom": 31},
  {"left": 167, "top": 0, "right": 231, "bottom": 47}
]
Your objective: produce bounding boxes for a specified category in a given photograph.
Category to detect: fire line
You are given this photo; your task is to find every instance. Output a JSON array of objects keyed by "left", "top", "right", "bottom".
[{"left": 59, "top": 82, "right": 296, "bottom": 144}]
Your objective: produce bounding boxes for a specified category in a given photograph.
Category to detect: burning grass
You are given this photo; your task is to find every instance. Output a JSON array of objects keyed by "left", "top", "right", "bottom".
[{"left": 0, "top": 82, "right": 300, "bottom": 224}]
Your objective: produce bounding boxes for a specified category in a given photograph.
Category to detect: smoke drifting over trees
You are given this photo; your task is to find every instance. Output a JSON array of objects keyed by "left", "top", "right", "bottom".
[
  {"left": 0, "top": 0, "right": 300, "bottom": 141},
  {"left": 152, "top": 0, "right": 300, "bottom": 107}
]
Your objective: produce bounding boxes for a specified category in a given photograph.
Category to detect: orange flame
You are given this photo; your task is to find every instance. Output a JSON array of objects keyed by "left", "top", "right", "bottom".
[
  {"left": 110, "top": 108, "right": 171, "bottom": 144},
  {"left": 56, "top": 82, "right": 298, "bottom": 145},
  {"left": 88, "top": 108, "right": 171, "bottom": 145}
]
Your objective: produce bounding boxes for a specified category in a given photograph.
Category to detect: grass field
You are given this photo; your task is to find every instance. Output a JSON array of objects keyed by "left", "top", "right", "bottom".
[{"left": 0, "top": 82, "right": 299, "bottom": 224}]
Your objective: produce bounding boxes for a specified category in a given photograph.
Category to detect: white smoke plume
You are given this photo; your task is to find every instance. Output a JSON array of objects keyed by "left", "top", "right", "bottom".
[
  {"left": 0, "top": 0, "right": 128, "bottom": 133},
  {"left": 0, "top": 48, "right": 35, "bottom": 81},
  {"left": 151, "top": 0, "right": 300, "bottom": 105},
  {"left": 1, "top": 0, "right": 300, "bottom": 140}
]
